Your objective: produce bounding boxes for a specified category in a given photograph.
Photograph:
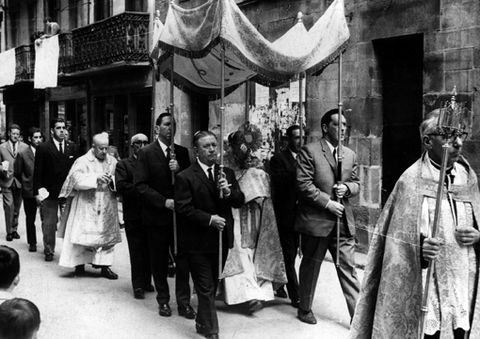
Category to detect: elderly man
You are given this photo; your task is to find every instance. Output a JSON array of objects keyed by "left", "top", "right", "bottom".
[
  {"left": 351, "top": 110, "right": 480, "bottom": 339},
  {"left": 116, "top": 133, "right": 153, "bottom": 299},
  {"left": 58, "top": 132, "right": 121, "bottom": 279},
  {"left": 0, "top": 124, "right": 28, "bottom": 242},
  {"left": 296, "top": 109, "right": 360, "bottom": 325}
]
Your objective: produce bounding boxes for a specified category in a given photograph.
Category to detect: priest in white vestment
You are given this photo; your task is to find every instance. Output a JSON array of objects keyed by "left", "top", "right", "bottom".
[{"left": 58, "top": 132, "right": 121, "bottom": 279}]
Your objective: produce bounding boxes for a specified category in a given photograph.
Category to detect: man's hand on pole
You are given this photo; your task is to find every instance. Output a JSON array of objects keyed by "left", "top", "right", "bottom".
[
  {"left": 169, "top": 159, "right": 180, "bottom": 173},
  {"left": 165, "top": 199, "right": 175, "bottom": 210},
  {"left": 326, "top": 200, "right": 344, "bottom": 217},
  {"left": 333, "top": 183, "right": 349, "bottom": 199},
  {"left": 211, "top": 215, "right": 226, "bottom": 231}
]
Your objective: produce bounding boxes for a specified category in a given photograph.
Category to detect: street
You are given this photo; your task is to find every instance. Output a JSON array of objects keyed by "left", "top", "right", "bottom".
[{"left": 2, "top": 205, "right": 363, "bottom": 339}]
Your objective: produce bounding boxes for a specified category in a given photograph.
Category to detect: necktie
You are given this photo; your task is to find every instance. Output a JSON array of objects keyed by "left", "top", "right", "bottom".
[
  {"left": 332, "top": 148, "right": 337, "bottom": 163},
  {"left": 12, "top": 143, "right": 16, "bottom": 156},
  {"left": 207, "top": 167, "right": 214, "bottom": 182},
  {"left": 59, "top": 142, "right": 63, "bottom": 154},
  {"left": 166, "top": 147, "right": 171, "bottom": 161}
]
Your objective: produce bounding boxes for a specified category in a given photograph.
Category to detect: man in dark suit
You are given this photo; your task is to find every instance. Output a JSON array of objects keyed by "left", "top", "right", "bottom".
[
  {"left": 175, "top": 131, "right": 245, "bottom": 339},
  {"left": 15, "top": 128, "right": 44, "bottom": 252},
  {"left": 0, "top": 124, "right": 28, "bottom": 242},
  {"left": 270, "top": 125, "right": 301, "bottom": 308},
  {"left": 134, "top": 113, "right": 194, "bottom": 319},
  {"left": 295, "top": 109, "right": 360, "bottom": 325},
  {"left": 33, "top": 118, "right": 78, "bottom": 262},
  {"left": 116, "top": 133, "right": 153, "bottom": 299}
]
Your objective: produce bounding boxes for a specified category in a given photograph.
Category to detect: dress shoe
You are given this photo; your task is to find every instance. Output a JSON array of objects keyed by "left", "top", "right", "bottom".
[
  {"left": 11, "top": 231, "right": 20, "bottom": 239},
  {"left": 144, "top": 284, "right": 155, "bottom": 292},
  {"left": 133, "top": 288, "right": 145, "bottom": 299},
  {"left": 246, "top": 299, "right": 263, "bottom": 314},
  {"left": 28, "top": 244, "right": 37, "bottom": 252},
  {"left": 100, "top": 267, "right": 118, "bottom": 280},
  {"left": 6, "top": 233, "right": 13, "bottom": 241},
  {"left": 297, "top": 309, "right": 317, "bottom": 324},
  {"left": 205, "top": 334, "right": 219, "bottom": 339},
  {"left": 291, "top": 298, "right": 300, "bottom": 308},
  {"left": 44, "top": 254, "right": 54, "bottom": 262},
  {"left": 74, "top": 265, "right": 85, "bottom": 276},
  {"left": 178, "top": 304, "right": 196, "bottom": 319},
  {"left": 275, "top": 287, "right": 288, "bottom": 299},
  {"left": 159, "top": 303, "right": 172, "bottom": 317}
]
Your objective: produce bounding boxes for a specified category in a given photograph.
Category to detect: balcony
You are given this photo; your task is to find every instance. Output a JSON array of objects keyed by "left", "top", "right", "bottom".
[
  {"left": 71, "top": 12, "right": 150, "bottom": 72},
  {"left": 14, "top": 45, "right": 35, "bottom": 82},
  {"left": 59, "top": 33, "right": 74, "bottom": 74}
]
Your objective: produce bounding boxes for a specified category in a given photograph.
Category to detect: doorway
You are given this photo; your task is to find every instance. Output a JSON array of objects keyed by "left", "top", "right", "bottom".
[{"left": 373, "top": 34, "right": 423, "bottom": 205}]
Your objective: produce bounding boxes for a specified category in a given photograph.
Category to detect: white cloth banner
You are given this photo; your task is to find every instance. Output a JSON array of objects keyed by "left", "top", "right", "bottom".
[
  {"left": 0, "top": 49, "right": 16, "bottom": 87},
  {"left": 34, "top": 35, "right": 59, "bottom": 89}
]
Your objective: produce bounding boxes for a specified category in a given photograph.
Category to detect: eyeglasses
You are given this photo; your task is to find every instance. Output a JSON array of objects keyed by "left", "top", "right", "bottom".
[
  {"left": 427, "top": 131, "right": 468, "bottom": 142},
  {"left": 133, "top": 141, "right": 148, "bottom": 145}
]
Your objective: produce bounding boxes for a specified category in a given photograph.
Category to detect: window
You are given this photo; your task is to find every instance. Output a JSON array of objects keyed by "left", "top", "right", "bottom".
[
  {"left": 94, "top": 0, "right": 112, "bottom": 22},
  {"left": 126, "top": 0, "right": 147, "bottom": 12}
]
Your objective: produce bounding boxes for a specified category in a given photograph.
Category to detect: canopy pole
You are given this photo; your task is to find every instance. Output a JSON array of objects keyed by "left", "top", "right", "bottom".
[
  {"left": 169, "top": 53, "right": 178, "bottom": 257},
  {"left": 298, "top": 73, "right": 304, "bottom": 147},
  {"left": 336, "top": 52, "right": 343, "bottom": 268},
  {"left": 218, "top": 45, "right": 226, "bottom": 278}
]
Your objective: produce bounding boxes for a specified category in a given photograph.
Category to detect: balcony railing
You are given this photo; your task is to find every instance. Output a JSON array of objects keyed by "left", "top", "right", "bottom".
[
  {"left": 15, "top": 45, "right": 35, "bottom": 82},
  {"left": 11, "top": 12, "right": 149, "bottom": 84},
  {"left": 71, "top": 12, "right": 150, "bottom": 72},
  {"left": 59, "top": 33, "right": 74, "bottom": 74}
]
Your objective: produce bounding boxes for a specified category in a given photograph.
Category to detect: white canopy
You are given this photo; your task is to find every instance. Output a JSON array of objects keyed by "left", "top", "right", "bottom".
[{"left": 152, "top": 0, "right": 349, "bottom": 95}]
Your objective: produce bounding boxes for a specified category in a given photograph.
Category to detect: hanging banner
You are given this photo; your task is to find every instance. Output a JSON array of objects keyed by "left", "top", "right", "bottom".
[
  {"left": 34, "top": 35, "right": 59, "bottom": 89},
  {"left": 0, "top": 49, "right": 16, "bottom": 87}
]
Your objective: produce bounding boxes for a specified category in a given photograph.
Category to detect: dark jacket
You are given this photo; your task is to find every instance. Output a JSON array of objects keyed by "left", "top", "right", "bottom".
[
  {"left": 175, "top": 162, "right": 244, "bottom": 253},
  {"left": 270, "top": 149, "right": 298, "bottom": 230},
  {"left": 134, "top": 141, "right": 190, "bottom": 227},
  {"left": 295, "top": 138, "right": 360, "bottom": 237},
  {"left": 15, "top": 146, "right": 35, "bottom": 198},
  {"left": 115, "top": 155, "right": 142, "bottom": 222},
  {"left": 33, "top": 139, "right": 78, "bottom": 200}
]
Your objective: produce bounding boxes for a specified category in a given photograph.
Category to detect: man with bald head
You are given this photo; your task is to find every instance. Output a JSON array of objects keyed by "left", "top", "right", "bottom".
[
  {"left": 116, "top": 133, "right": 153, "bottom": 299},
  {"left": 57, "top": 132, "right": 121, "bottom": 279}
]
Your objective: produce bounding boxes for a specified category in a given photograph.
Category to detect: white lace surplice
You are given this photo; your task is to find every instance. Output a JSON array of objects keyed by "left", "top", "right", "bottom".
[{"left": 421, "top": 162, "right": 478, "bottom": 337}]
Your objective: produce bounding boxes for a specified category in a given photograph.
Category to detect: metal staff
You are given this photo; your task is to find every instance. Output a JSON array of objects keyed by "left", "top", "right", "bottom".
[
  {"left": 218, "top": 45, "right": 226, "bottom": 277},
  {"left": 169, "top": 52, "right": 178, "bottom": 256},
  {"left": 335, "top": 52, "right": 343, "bottom": 268},
  {"left": 418, "top": 90, "right": 460, "bottom": 339},
  {"left": 298, "top": 71, "right": 304, "bottom": 258}
]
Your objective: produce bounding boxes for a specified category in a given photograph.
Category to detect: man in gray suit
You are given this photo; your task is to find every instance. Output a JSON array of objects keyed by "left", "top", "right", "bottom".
[
  {"left": 295, "top": 109, "right": 360, "bottom": 324},
  {"left": 0, "top": 124, "right": 28, "bottom": 242},
  {"left": 15, "top": 128, "right": 44, "bottom": 252}
]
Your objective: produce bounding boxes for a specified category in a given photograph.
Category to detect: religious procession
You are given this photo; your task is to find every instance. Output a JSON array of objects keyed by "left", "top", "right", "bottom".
[{"left": 1, "top": 0, "right": 480, "bottom": 338}]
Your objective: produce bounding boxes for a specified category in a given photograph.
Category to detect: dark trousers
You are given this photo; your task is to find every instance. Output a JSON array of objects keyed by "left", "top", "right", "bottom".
[
  {"left": 147, "top": 225, "right": 191, "bottom": 306},
  {"left": 23, "top": 197, "right": 38, "bottom": 246},
  {"left": 298, "top": 224, "right": 360, "bottom": 317},
  {"left": 278, "top": 227, "right": 299, "bottom": 301},
  {"left": 2, "top": 184, "right": 22, "bottom": 234},
  {"left": 125, "top": 220, "right": 151, "bottom": 290},
  {"left": 188, "top": 252, "right": 220, "bottom": 335},
  {"left": 40, "top": 199, "right": 64, "bottom": 255}
]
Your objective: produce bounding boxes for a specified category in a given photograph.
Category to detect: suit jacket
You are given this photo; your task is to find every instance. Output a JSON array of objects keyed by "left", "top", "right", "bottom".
[
  {"left": 134, "top": 141, "right": 190, "bottom": 227},
  {"left": 15, "top": 146, "right": 35, "bottom": 198},
  {"left": 0, "top": 141, "right": 28, "bottom": 189},
  {"left": 270, "top": 149, "right": 298, "bottom": 231},
  {"left": 115, "top": 155, "right": 142, "bottom": 222},
  {"left": 33, "top": 139, "right": 78, "bottom": 200},
  {"left": 295, "top": 138, "right": 360, "bottom": 237},
  {"left": 175, "top": 162, "right": 245, "bottom": 253}
]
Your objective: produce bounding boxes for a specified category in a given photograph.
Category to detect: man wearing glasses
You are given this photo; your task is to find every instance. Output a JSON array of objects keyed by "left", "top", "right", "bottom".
[
  {"left": 116, "top": 133, "right": 153, "bottom": 299},
  {"left": 351, "top": 109, "right": 480, "bottom": 338}
]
